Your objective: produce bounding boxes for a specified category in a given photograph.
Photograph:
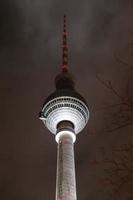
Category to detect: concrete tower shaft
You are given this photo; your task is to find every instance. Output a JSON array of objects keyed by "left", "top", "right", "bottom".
[{"left": 56, "top": 132, "right": 77, "bottom": 200}]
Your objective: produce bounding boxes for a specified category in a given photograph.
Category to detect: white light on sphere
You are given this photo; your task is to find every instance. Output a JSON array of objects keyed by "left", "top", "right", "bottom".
[{"left": 41, "top": 96, "right": 89, "bottom": 135}]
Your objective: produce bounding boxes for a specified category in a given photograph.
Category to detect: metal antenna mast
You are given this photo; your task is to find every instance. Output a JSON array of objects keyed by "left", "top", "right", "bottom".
[{"left": 62, "top": 15, "right": 69, "bottom": 73}]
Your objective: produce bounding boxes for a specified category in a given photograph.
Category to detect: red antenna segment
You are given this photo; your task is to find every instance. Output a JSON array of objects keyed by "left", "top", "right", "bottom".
[{"left": 62, "top": 15, "right": 69, "bottom": 73}]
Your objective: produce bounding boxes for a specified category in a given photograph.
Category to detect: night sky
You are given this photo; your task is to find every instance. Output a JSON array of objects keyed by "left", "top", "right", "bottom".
[{"left": 0, "top": 0, "right": 133, "bottom": 199}]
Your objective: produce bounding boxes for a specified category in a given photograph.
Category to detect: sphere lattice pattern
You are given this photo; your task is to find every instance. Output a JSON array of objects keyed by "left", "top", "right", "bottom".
[{"left": 40, "top": 96, "right": 89, "bottom": 134}]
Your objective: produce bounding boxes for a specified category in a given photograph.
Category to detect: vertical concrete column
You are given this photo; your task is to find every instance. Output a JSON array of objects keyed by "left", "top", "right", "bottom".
[{"left": 55, "top": 132, "right": 77, "bottom": 200}]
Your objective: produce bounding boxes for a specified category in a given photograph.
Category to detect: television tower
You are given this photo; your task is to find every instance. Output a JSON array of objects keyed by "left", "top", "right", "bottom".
[{"left": 39, "top": 16, "right": 89, "bottom": 200}]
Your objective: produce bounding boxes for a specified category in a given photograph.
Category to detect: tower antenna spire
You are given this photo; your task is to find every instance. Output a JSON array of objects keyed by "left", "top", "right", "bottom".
[{"left": 62, "top": 15, "right": 69, "bottom": 73}]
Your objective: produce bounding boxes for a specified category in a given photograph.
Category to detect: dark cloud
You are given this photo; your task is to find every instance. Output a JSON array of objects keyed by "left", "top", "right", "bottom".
[{"left": 0, "top": 0, "right": 24, "bottom": 47}]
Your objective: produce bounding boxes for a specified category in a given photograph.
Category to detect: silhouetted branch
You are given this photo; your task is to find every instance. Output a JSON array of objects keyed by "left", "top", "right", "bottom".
[
  {"left": 115, "top": 55, "right": 133, "bottom": 69},
  {"left": 90, "top": 140, "right": 133, "bottom": 199},
  {"left": 96, "top": 73, "right": 133, "bottom": 133}
]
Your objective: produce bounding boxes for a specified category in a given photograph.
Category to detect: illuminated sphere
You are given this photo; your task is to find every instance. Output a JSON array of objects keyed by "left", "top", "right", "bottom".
[{"left": 39, "top": 71, "right": 89, "bottom": 135}]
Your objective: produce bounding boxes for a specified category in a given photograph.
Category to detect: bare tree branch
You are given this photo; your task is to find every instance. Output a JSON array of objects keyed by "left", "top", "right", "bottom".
[
  {"left": 115, "top": 55, "right": 133, "bottom": 69},
  {"left": 95, "top": 73, "right": 133, "bottom": 133},
  {"left": 90, "top": 140, "right": 133, "bottom": 199}
]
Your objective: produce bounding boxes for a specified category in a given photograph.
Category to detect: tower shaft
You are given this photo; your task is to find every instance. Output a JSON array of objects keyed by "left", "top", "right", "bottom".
[{"left": 56, "top": 133, "right": 77, "bottom": 200}]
